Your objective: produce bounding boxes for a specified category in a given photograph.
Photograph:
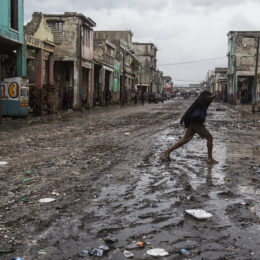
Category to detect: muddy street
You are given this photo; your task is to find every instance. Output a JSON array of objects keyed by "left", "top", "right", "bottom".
[{"left": 0, "top": 100, "right": 260, "bottom": 260}]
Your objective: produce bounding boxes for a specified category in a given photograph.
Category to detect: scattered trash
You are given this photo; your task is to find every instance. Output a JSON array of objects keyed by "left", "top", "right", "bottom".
[
  {"left": 104, "top": 235, "right": 118, "bottom": 243},
  {"left": 123, "top": 250, "right": 134, "bottom": 258},
  {"left": 81, "top": 246, "right": 109, "bottom": 257},
  {"left": 147, "top": 248, "right": 169, "bottom": 257},
  {"left": 99, "top": 245, "right": 109, "bottom": 252},
  {"left": 89, "top": 248, "right": 104, "bottom": 256},
  {"left": 39, "top": 198, "right": 56, "bottom": 203},
  {"left": 46, "top": 162, "right": 55, "bottom": 168},
  {"left": 0, "top": 161, "right": 8, "bottom": 166},
  {"left": 20, "top": 197, "right": 29, "bottom": 203},
  {"left": 126, "top": 241, "right": 145, "bottom": 249},
  {"left": 25, "top": 171, "right": 34, "bottom": 174},
  {"left": 10, "top": 258, "right": 24, "bottom": 260},
  {"left": 146, "top": 169, "right": 152, "bottom": 174},
  {"left": 178, "top": 248, "right": 190, "bottom": 255},
  {"left": 0, "top": 249, "right": 14, "bottom": 254},
  {"left": 151, "top": 203, "right": 159, "bottom": 208},
  {"left": 185, "top": 209, "right": 213, "bottom": 220},
  {"left": 137, "top": 241, "right": 144, "bottom": 247},
  {"left": 22, "top": 178, "right": 30, "bottom": 183},
  {"left": 138, "top": 213, "right": 153, "bottom": 219},
  {"left": 51, "top": 191, "right": 60, "bottom": 196},
  {"left": 81, "top": 249, "right": 89, "bottom": 256},
  {"left": 224, "top": 177, "right": 232, "bottom": 181},
  {"left": 39, "top": 249, "right": 46, "bottom": 255},
  {"left": 124, "top": 132, "right": 130, "bottom": 136}
]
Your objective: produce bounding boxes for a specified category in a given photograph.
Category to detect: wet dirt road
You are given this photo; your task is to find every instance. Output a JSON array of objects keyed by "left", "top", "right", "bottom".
[{"left": 0, "top": 100, "right": 260, "bottom": 260}]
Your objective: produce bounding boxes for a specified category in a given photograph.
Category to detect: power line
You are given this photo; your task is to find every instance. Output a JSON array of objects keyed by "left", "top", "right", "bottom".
[
  {"left": 158, "top": 56, "right": 226, "bottom": 66},
  {"left": 174, "top": 78, "right": 201, "bottom": 82}
]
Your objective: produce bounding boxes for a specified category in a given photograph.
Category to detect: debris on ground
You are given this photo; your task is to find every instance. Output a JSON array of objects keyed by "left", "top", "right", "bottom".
[
  {"left": 224, "top": 177, "right": 232, "bottom": 181},
  {"left": 185, "top": 209, "right": 213, "bottom": 220},
  {"left": 178, "top": 248, "right": 190, "bottom": 255},
  {"left": 0, "top": 161, "right": 8, "bottom": 166},
  {"left": 126, "top": 241, "right": 145, "bottom": 249},
  {"left": 39, "top": 198, "right": 56, "bottom": 203},
  {"left": 123, "top": 250, "right": 134, "bottom": 258},
  {"left": 104, "top": 235, "right": 118, "bottom": 243},
  {"left": 146, "top": 248, "right": 169, "bottom": 256},
  {"left": 0, "top": 101, "right": 259, "bottom": 259}
]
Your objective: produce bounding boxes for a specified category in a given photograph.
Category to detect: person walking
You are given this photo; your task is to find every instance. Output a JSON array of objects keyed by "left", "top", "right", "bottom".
[{"left": 160, "top": 91, "right": 218, "bottom": 164}]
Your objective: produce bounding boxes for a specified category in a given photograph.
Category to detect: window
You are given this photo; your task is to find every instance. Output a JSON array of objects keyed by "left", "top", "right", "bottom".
[
  {"left": 47, "top": 21, "right": 64, "bottom": 44},
  {"left": 10, "top": 0, "right": 19, "bottom": 31}
]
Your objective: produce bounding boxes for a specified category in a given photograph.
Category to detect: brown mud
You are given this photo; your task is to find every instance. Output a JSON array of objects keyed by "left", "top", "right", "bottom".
[{"left": 0, "top": 100, "right": 260, "bottom": 260}]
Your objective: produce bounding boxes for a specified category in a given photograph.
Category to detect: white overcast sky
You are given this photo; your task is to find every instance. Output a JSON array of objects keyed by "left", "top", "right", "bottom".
[{"left": 24, "top": 0, "right": 260, "bottom": 86}]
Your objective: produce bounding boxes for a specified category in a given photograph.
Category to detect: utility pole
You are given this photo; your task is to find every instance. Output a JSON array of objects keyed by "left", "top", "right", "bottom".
[
  {"left": 253, "top": 37, "right": 259, "bottom": 113},
  {"left": 121, "top": 52, "right": 125, "bottom": 105}
]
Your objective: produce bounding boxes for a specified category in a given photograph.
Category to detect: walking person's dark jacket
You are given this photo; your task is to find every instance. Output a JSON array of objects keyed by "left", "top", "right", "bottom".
[{"left": 180, "top": 91, "right": 215, "bottom": 128}]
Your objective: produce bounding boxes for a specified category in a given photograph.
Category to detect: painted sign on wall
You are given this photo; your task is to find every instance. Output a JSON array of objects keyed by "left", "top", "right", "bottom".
[{"left": 1, "top": 77, "right": 30, "bottom": 116}]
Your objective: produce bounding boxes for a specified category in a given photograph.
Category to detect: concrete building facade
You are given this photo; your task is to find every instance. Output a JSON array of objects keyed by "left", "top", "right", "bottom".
[
  {"left": 132, "top": 42, "right": 157, "bottom": 94},
  {"left": 93, "top": 38, "right": 116, "bottom": 106},
  {"left": 227, "top": 31, "right": 260, "bottom": 109},
  {"left": 214, "top": 67, "right": 228, "bottom": 101},
  {"left": 24, "top": 12, "right": 56, "bottom": 115},
  {"left": 154, "top": 70, "right": 163, "bottom": 93},
  {"left": 44, "top": 12, "right": 96, "bottom": 110},
  {"left": 94, "top": 31, "right": 137, "bottom": 104}
]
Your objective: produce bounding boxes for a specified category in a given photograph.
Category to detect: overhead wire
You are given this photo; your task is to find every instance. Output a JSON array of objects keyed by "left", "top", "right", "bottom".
[{"left": 158, "top": 56, "right": 226, "bottom": 66}]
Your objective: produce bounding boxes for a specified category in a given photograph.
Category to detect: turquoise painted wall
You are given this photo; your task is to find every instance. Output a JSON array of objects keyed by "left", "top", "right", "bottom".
[
  {"left": 0, "top": 0, "right": 24, "bottom": 43},
  {"left": 114, "top": 63, "right": 120, "bottom": 91},
  {"left": 0, "top": 0, "right": 26, "bottom": 76}
]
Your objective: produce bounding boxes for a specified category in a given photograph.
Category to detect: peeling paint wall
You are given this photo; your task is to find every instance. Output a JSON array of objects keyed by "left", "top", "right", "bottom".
[
  {"left": 228, "top": 31, "right": 260, "bottom": 107},
  {"left": 132, "top": 43, "right": 157, "bottom": 94},
  {"left": 44, "top": 13, "right": 95, "bottom": 110},
  {"left": 0, "top": 0, "right": 26, "bottom": 78}
]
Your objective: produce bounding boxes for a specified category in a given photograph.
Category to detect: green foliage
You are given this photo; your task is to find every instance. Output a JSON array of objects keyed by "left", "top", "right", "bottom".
[{"left": 131, "top": 58, "right": 140, "bottom": 72}]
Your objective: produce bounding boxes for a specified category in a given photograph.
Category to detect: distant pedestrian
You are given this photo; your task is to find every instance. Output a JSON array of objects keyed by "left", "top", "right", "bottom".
[
  {"left": 141, "top": 89, "right": 145, "bottom": 105},
  {"left": 134, "top": 91, "right": 138, "bottom": 104},
  {"left": 160, "top": 91, "right": 218, "bottom": 164},
  {"left": 65, "top": 93, "right": 72, "bottom": 109}
]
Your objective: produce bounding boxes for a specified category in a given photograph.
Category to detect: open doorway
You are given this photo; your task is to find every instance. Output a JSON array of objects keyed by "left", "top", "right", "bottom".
[{"left": 237, "top": 76, "right": 253, "bottom": 104}]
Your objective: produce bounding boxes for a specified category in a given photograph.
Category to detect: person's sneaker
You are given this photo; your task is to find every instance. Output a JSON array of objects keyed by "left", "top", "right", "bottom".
[{"left": 160, "top": 152, "right": 170, "bottom": 161}]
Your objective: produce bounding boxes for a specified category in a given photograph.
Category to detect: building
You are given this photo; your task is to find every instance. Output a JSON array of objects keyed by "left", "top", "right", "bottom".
[
  {"left": 24, "top": 12, "right": 56, "bottom": 115},
  {"left": 162, "top": 76, "right": 173, "bottom": 95},
  {"left": 132, "top": 42, "right": 157, "bottom": 94},
  {"left": 154, "top": 70, "right": 163, "bottom": 93},
  {"left": 94, "top": 31, "right": 138, "bottom": 104},
  {"left": 93, "top": 38, "right": 116, "bottom": 106},
  {"left": 227, "top": 31, "right": 260, "bottom": 109},
  {"left": 44, "top": 12, "right": 96, "bottom": 110},
  {"left": 0, "top": 0, "right": 26, "bottom": 79},
  {"left": 0, "top": 0, "right": 28, "bottom": 118},
  {"left": 206, "top": 70, "right": 215, "bottom": 94},
  {"left": 214, "top": 67, "right": 228, "bottom": 101}
]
